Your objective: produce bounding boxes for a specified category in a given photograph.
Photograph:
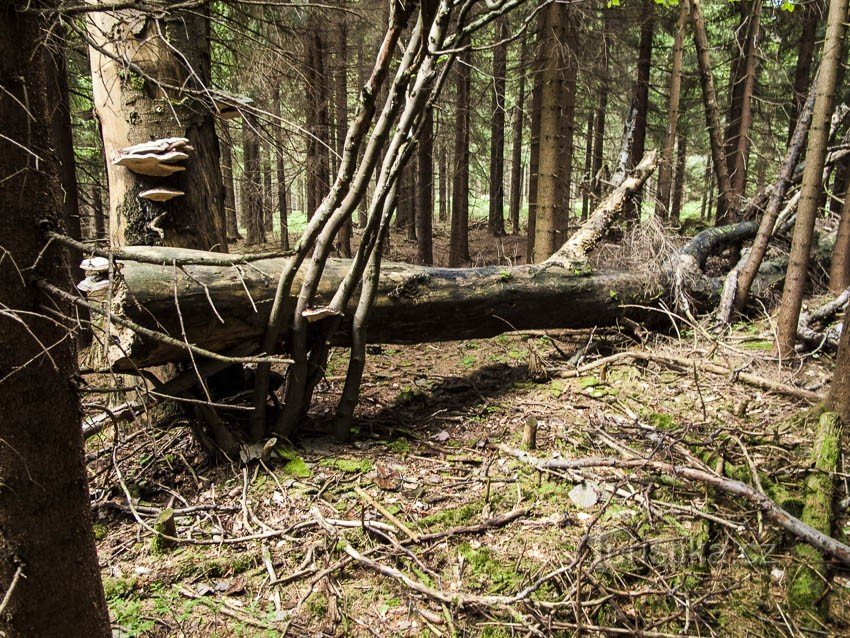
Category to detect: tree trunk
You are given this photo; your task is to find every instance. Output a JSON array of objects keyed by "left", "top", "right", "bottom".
[
  {"left": 625, "top": 0, "right": 655, "bottom": 220},
  {"left": 334, "top": 15, "right": 352, "bottom": 257},
  {"left": 416, "top": 109, "right": 434, "bottom": 264},
  {"left": 526, "top": 11, "right": 545, "bottom": 263},
  {"left": 689, "top": 0, "right": 736, "bottom": 226},
  {"left": 655, "top": 0, "right": 687, "bottom": 218},
  {"left": 829, "top": 174, "right": 850, "bottom": 292},
  {"left": 262, "top": 146, "right": 273, "bottom": 234},
  {"left": 789, "top": 1, "right": 821, "bottom": 143},
  {"left": 670, "top": 132, "right": 687, "bottom": 223},
  {"left": 488, "top": 18, "right": 507, "bottom": 236},
  {"left": 449, "top": 50, "right": 471, "bottom": 266},
  {"left": 532, "top": 2, "right": 571, "bottom": 262},
  {"left": 92, "top": 180, "right": 106, "bottom": 240},
  {"left": 776, "top": 0, "right": 847, "bottom": 357},
  {"left": 439, "top": 140, "right": 448, "bottom": 223},
  {"left": 219, "top": 121, "right": 241, "bottom": 242},
  {"left": 86, "top": 4, "right": 226, "bottom": 250},
  {"left": 722, "top": 0, "right": 762, "bottom": 206},
  {"left": 508, "top": 35, "right": 528, "bottom": 235},
  {"left": 0, "top": 5, "right": 110, "bottom": 635},
  {"left": 242, "top": 115, "right": 264, "bottom": 245},
  {"left": 827, "top": 302, "right": 850, "bottom": 423},
  {"left": 272, "top": 87, "right": 290, "bottom": 250},
  {"left": 304, "top": 21, "right": 331, "bottom": 220},
  {"left": 581, "top": 109, "right": 594, "bottom": 222}
]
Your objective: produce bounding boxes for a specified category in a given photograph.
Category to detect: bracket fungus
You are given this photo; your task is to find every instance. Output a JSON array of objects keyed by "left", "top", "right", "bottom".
[
  {"left": 139, "top": 187, "right": 185, "bottom": 202},
  {"left": 112, "top": 137, "right": 192, "bottom": 177}
]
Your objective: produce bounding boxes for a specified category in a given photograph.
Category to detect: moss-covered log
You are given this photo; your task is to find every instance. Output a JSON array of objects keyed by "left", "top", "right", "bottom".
[{"left": 787, "top": 411, "right": 842, "bottom": 624}]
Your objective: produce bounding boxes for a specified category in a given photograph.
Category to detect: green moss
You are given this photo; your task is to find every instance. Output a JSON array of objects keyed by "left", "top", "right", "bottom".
[
  {"left": 92, "top": 522, "right": 108, "bottom": 541},
  {"left": 646, "top": 412, "right": 676, "bottom": 432},
  {"left": 420, "top": 502, "right": 481, "bottom": 529},
  {"left": 386, "top": 438, "right": 411, "bottom": 454},
  {"left": 459, "top": 543, "right": 521, "bottom": 593},
  {"left": 321, "top": 458, "right": 372, "bottom": 474},
  {"left": 281, "top": 456, "right": 311, "bottom": 478},
  {"left": 787, "top": 412, "right": 841, "bottom": 622},
  {"left": 741, "top": 339, "right": 774, "bottom": 351}
]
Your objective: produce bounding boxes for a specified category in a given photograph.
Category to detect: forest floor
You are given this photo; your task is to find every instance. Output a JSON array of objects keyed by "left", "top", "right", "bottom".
[{"left": 87, "top": 223, "right": 850, "bottom": 637}]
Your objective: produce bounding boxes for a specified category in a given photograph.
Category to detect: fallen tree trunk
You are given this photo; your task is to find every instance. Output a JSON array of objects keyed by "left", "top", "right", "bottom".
[
  {"left": 86, "top": 221, "right": 776, "bottom": 372},
  {"left": 73, "top": 152, "right": 771, "bottom": 372}
]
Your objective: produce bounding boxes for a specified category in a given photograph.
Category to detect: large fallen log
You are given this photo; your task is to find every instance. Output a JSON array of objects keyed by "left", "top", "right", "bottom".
[
  {"left": 73, "top": 152, "right": 770, "bottom": 372},
  {"left": 86, "top": 222, "right": 776, "bottom": 371}
]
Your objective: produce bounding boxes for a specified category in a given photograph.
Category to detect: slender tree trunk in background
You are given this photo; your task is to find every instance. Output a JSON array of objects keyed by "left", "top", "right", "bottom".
[
  {"left": 219, "top": 121, "right": 241, "bottom": 242},
  {"left": 829, "top": 175, "right": 850, "bottom": 292},
  {"left": 271, "top": 87, "right": 290, "bottom": 250},
  {"left": 304, "top": 21, "right": 330, "bottom": 220},
  {"left": 262, "top": 147, "right": 273, "bottom": 234},
  {"left": 405, "top": 166, "right": 417, "bottom": 241},
  {"left": 723, "top": 0, "right": 762, "bottom": 207},
  {"left": 533, "top": 2, "right": 570, "bottom": 262},
  {"left": 86, "top": 4, "right": 226, "bottom": 250},
  {"left": 670, "top": 132, "right": 687, "bottom": 223},
  {"left": 416, "top": 109, "right": 434, "bottom": 264},
  {"left": 509, "top": 35, "right": 528, "bottom": 235},
  {"left": 581, "top": 109, "right": 594, "bottom": 222},
  {"left": 690, "top": 0, "right": 736, "bottom": 226},
  {"left": 242, "top": 116, "right": 263, "bottom": 245},
  {"left": 450, "top": 50, "right": 471, "bottom": 266},
  {"left": 439, "top": 141, "right": 448, "bottom": 223},
  {"left": 92, "top": 181, "right": 106, "bottom": 239},
  {"left": 334, "top": 14, "right": 352, "bottom": 257},
  {"left": 625, "top": 0, "right": 655, "bottom": 220},
  {"left": 488, "top": 18, "right": 508, "bottom": 236},
  {"left": 776, "top": 0, "right": 847, "bottom": 357},
  {"left": 556, "top": 9, "right": 578, "bottom": 233},
  {"left": 656, "top": 0, "right": 687, "bottom": 218},
  {"left": 591, "top": 12, "right": 609, "bottom": 206},
  {"left": 527, "top": 11, "right": 544, "bottom": 263},
  {"left": 0, "top": 5, "right": 110, "bottom": 635},
  {"left": 789, "top": 1, "right": 821, "bottom": 143}
]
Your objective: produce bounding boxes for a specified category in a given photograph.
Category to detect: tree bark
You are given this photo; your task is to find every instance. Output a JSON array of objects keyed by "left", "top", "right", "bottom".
[
  {"left": 304, "top": 20, "right": 331, "bottom": 220},
  {"left": 416, "top": 109, "right": 434, "bottom": 264},
  {"left": 242, "top": 115, "right": 264, "bottom": 245},
  {"left": 827, "top": 302, "right": 850, "bottom": 423},
  {"left": 272, "top": 87, "right": 290, "bottom": 250},
  {"left": 438, "top": 140, "right": 448, "bottom": 223},
  {"left": 508, "top": 34, "right": 528, "bottom": 235},
  {"left": 655, "top": 0, "right": 687, "bottom": 218},
  {"left": 488, "top": 18, "right": 507, "bottom": 236},
  {"left": 591, "top": 12, "right": 609, "bottom": 206},
  {"left": 670, "top": 132, "right": 687, "bottom": 223},
  {"left": 532, "top": 2, "right": 571, "bottom": 261},
  {"left": 829, "top": 173, "right": 850, "bottom": 292},
  {"left": 789, "top": 1, "right": 821, "bottom": 143},
  {"left": 689, "top": 0, "right": 736, "bottom": 225},
  {"left": 86, "top": 3, "right": 226, "bottom": 250},
  {"left": 625, "top": 0, "right": 655, "bottom": 220},
  {"left": 334, "top": 14, "right": 352, "bottom": 257},
  {"left": 526, "top": 11, "right": 545, "bottom": 263},
  {"left": 449, "top": 50, "right": 471, "bottom": 266},
  {"left": 776, "top": 0, "right": 848, "bottom": 357},
  {"left": 219, "top": 121, "right": 241, "bottom": 242},
  {"left": 92, "top": 180, "right": 106, "bottom": 240},
  {"left": 0, "top": 4, "right": 110, "bottom": 635},
  {"left": 722, "top": 0, "right": 762, "bottom": 206}
]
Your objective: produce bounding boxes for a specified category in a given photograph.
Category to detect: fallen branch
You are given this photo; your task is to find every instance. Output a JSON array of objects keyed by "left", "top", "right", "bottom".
[
  {"left": 499, "top": 446, "right": 850, "bottom": 566},
  {"left": 551, "top": 349, "right": 822, "bottom": 403}
]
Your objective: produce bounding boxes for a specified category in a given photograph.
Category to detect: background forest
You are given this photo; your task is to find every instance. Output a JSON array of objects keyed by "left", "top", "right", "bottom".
[{"left": 6, "top": 0, "right": 850, "bottom": 636}]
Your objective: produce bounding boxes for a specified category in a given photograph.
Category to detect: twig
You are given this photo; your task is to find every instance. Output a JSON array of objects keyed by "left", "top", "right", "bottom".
[
  {"left": 551, "top": 349, "right": 821, "bottom": 403},
  {"left": 499, "top": 446, "right": 850, "bottom": 566},
  {"left": 353, "top": 486, "right": 420, "bottom": 542},
  {"left": 0, "top": 565, "right": 23, "bottom": 616}
]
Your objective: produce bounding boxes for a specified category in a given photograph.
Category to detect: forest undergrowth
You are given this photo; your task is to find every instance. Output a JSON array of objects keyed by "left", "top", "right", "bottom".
[{"left": 86, "top": 225, "right": 850, "bottom": 637}]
